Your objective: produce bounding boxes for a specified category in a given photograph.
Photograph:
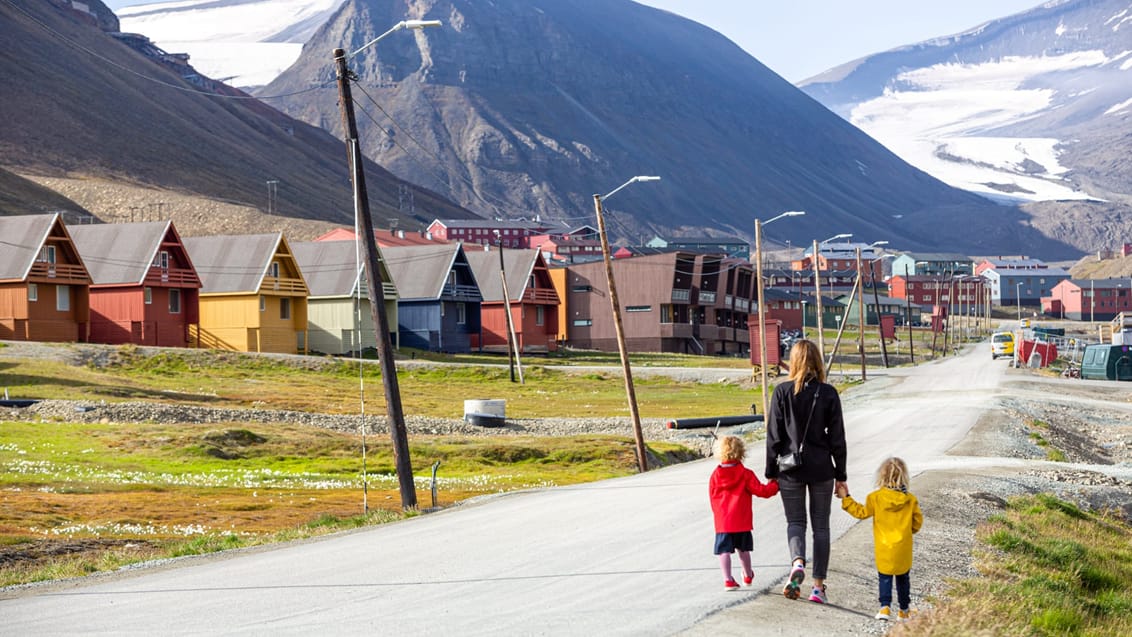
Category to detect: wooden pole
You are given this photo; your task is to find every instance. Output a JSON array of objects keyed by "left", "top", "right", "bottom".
[
  {"left": 856, "top": 247, "right": 867, "bottom": 379},
  {"left": 593, "top": 194, "right": 648, "bottom": 473},
  {"left": 334, "top": 48, "right": 416, "bottom": 510},
  {"left": 869, "top": 258, "right": 889, "bottom": 367},
  {"left": 812, "top": 239, "right": 825, "bottom": 357},
  {"left": 496, "top": 245, "right": 524, "bottom": 384},
  {"left": 755, "top": 219, "right": 770, "bottom": 418}
]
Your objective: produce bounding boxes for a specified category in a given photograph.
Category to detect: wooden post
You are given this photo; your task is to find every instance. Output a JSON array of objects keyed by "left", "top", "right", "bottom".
[
  {"left": 812, "top": 239, "right": 825, "bottom": 357},
  {"left": 856, "top": 247, "right": 866, "bottom": 379},
  {"left": 593, "top": 194, "right": 648, "bottom": 473},
  {"left": 334, "top": 48, "right": 416, "bottom": 510}
]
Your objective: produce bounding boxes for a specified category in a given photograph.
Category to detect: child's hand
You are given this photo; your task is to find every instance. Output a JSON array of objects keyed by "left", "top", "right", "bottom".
[{"left": 835, "top": 482, "right": 849, "bottom": 499}]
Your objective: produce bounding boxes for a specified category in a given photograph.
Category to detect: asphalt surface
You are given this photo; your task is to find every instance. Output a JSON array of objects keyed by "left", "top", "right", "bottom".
[{"left": 5, "top": 345, "right": 1009, "bottom": 636}]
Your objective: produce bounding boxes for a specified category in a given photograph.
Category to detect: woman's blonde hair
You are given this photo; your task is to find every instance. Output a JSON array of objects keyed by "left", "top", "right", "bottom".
[
  {"left": 715, "top": 435, "right": 745, "bottom": 463},
  {"left": 788, "top": 339, "right": 825, "bottom": 395},
  {"left": 875, "top": 457, "right": 910, "bottom": 490}
]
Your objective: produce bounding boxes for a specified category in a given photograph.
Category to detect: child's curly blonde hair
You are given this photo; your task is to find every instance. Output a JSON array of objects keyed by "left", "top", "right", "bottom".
[
  {"left": 715, "top": 435, "right": 745, "bottom": 463},
  {"left": 875, "top": 457, "right": 910, "bottom": 491}
]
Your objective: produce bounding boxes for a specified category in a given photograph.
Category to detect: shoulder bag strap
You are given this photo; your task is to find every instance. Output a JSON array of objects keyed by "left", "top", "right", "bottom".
[{"left": 795, "top": 386, "right": 820, "bottom": 454}]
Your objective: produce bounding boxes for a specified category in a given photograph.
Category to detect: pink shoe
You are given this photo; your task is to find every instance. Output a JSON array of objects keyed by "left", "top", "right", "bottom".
[
  {"left": 742, "top": 575, "right": 753, "bottom": 587},
  {"left": 724, "top": 579, "right": 740, "bottom": 591}
]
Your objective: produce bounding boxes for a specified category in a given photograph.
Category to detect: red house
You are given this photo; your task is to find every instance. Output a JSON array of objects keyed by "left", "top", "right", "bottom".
[
  {"left": 0, "top": 214, "right": 91, "bottom": 342},
  {"left": 69, "top": 221, "right": 201, "bottom": 347},
  {"left": 465, "top": 247, "right": 560, "bottom": 352}
]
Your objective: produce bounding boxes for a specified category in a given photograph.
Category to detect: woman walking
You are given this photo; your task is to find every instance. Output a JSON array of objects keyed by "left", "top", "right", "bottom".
[{"left": 765, "top": 339, "right": 847, "bottom": 604}]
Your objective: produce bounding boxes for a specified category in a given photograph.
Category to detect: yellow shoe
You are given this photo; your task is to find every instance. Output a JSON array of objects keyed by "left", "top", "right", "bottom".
[
  {"left": 897, "top": 609, "right": 912, "bottom": 622},
  {"left": 874, "top": 606, "right": 891, "bottom": 621}
]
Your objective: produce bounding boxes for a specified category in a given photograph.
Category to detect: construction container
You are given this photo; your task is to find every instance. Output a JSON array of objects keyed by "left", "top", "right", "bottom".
[{"left": 1080, "top": 344, "right": 1132, "bottom": 381}]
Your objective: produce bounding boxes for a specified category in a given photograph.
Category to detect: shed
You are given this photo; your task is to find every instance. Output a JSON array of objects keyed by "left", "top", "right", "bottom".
[{"left": 1080, "top": 344, "right": 1132, "bottom": 381}]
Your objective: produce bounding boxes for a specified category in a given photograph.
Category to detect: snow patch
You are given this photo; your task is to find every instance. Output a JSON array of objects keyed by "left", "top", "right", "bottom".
[{"left": 1105, "top": 97, "right": 1132, "bottom": 115}]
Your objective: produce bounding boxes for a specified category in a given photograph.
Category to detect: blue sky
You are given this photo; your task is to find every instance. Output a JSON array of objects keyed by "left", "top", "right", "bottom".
[
  {"left": 103, "top": 0, "right": 1045, "bottom": 82},
  {"left": 633, "top": 0, "right": 1043, "bottom": 81}
]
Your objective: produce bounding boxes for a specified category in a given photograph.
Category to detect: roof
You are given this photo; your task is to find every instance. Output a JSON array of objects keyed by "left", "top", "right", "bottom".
[
  {"left": 980, "top": 257, "right": 1046, "bottom": 268},
  {"left": 1068, "top": 278, "right": 1131, "bottom": 290},
  {"left": 430, "top": 218, "right": 554, "bottom": 232},
  {"left": 464, "top": 247, "right": 540, "bottom": 303},
  {"left": 68, "top": 221, "right": 172, "bottom": 285},
  {"left": 291, "top": 240, "right": 363, "bottom": 298},
  {"left": 987, "top": 268, "right": 1070, "bottom": 279},
  {"left": 662, "top": 236, "right": 749, "bottom": 246},
  {"left": 182, "top": 233, "right": 282, "bottom": 294},
  {"left": 898, "top": 252, "right": 972, "bottom": 263},
  {"left": 382, "top": 244, "right": 464, "bottom": 301},
  {"left": 0, "top": 214, "right": 60, "bottom": 281},
  {"left": 316, "top": 228, "right": 449, "bottom": 247}
]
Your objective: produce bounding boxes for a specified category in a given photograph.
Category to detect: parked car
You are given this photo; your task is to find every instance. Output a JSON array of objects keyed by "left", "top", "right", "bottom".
[{"left": 991, "top": 332, "right": 1014, "bottom": 359}]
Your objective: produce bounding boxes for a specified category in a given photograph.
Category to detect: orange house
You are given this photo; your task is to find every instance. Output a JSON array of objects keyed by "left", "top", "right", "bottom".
[
  {"left": 70, "top": 221, "right": 201, "bottom": 347},
  {"left": 0, "top": 214, "right": 91, "bottom": 342},
  {"left": 182, "top": 233, "right": 309, "bottom": 353}
]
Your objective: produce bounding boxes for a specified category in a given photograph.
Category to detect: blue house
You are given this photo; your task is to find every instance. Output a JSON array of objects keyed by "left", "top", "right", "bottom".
[{"left": 382, "top": 244, "right": 482, "bottom": 353}]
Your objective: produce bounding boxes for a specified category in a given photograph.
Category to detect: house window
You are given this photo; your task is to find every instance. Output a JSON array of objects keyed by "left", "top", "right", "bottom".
[
  {"left": 535, "top": 305, "right": 544, "bottom": 326},
  {"left": 153, "top": 251, "right": 169, "bottom": 269},
  {"left": 37, "top": 245, "right": 56, "bottom": 263},
  {"left": 56, "top": 285, "right": 70, "bottom": 312},
  {"left": 626, "top": 305, "right": 652, "bottom": 312},
  {"left": 27, "top": 283, "right": 37, "bottom": 302},
  {"left": 280, "top": 297, "right": 291, "bottom": 320},
  {"left": 268, "top": 262, "right": 280, "bottom": 278},
  {"left": 571, "top": 285, "right": 592, "bottom": 293},
  {"left": 457, "top": 302, "right": 466, "bottom": 325},
  {"left": 260, "top": 296, "right": 266, "bottom": 312},
  {"left": 572, "top": 318, "right": 592, "bottom": 326},
  {"left": 144, "top": 287, "right": 153, "bottom": 305},
  {"left": 169, "top": 289, "right": 181, "bottom": 314},
  {"left": 660, "top": 304, "right": 675, "bottom": 324}
]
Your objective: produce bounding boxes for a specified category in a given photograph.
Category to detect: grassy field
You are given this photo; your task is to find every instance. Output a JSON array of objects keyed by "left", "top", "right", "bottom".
[
  {"left": 0, "top": 344, "right": 723, "bottom": 586},
  {"left": 898, "top": 495, "right": 1132, "bottom": 637}
]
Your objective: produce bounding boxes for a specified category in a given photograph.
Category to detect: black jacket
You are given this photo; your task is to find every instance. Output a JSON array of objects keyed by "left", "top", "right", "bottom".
[{"left": 764, "top": 379, "right": 847, "bottom": 483}]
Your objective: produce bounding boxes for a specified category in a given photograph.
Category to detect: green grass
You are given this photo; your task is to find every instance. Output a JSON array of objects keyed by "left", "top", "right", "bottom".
[{"left": 901, "top": 495, "right": 1132, "bottom": 637}]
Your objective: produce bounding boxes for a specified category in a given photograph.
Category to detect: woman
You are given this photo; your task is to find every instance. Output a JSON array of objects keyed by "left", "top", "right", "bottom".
[{"left": 764, "top": 339, "right": 847, "bottom": 604}]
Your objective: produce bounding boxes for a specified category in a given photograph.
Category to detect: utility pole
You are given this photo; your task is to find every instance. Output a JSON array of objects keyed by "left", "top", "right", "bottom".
[
  {"left": 868, "top": 259, "right": 889, "bottom": 367},
  {"left": 812, "top": 240, "right": 825, "bottom": 357},
  {"left": 334, "top": 47, "right": 416, "bottom": 510},
  {"left": 493, "top": 233, "right": 522, "bottom": 383}
]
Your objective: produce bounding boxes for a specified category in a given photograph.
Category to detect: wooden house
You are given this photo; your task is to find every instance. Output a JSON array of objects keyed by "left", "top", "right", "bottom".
[
  {"left": 465, "top": 247, "right": 560, "bottom": 353},
  {"left": 0, "top": 214, "right": 91, "bottom": 342},
  {"left": 291, "top": 240, "right": 399, "bottom": 355},
  {"left": 69, "top": 221, "right": 201, "bottom": 347},
  {"left": 182, "top": 233, "right": 309, "bottom": 353},
  {"left": 382, "top": 244, "right": 482, "bottom": 353}
]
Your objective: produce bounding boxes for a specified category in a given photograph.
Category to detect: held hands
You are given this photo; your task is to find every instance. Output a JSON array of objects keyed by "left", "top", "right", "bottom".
[{"left": 834, "top": 481, "right": 849, "bottom": 499}]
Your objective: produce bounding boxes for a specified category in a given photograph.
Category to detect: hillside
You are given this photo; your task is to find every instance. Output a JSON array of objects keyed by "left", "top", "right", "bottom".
[
  {"left": 0, "top": 0, "right": 477, "bottom": 234},
  {"left": 260, "top": 0, "right": 1076, "bottom": 256},
  {"left": 0, "top": 167, "right": 93, "bottom": 220}
]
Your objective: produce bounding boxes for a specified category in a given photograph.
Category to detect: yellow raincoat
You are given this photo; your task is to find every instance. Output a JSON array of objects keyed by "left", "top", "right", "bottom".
[{"left": 842, "top": 488, "right": 923, "bottom": 575}]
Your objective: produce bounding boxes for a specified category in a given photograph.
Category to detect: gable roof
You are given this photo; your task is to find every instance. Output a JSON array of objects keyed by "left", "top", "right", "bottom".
[
  {"left": 464, "top": 247, "right": 541, "bottom": 303},
  {"left": 382, "top": 244, "right": 465, "bottom": 301},
  {"left": 182, "top": 233, "right": 287, "bottom": 294},
  {"left": 291, "top": 240, "right": 363, "bottom": 298},
  {"left": 0, "top": 213, "right": 62, "bottom": 281},
  {"left": 69, "top": 221, "right": 181, "bottom": 286}
]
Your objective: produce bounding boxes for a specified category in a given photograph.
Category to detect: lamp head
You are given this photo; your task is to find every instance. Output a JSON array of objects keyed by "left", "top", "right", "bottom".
[
  {"left": 633, "top": 176, "right": 661, "bottom": 183},
  {"left": 404, "top": 19, "right": 442, "bottom": 29}
]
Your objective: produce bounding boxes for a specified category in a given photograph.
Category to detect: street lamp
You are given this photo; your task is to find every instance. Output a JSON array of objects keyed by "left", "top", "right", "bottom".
[
  {"left": 756, "top": 210, "right": 805, "bottom": 418},
  {"left": 821, "top": 233, "right": 853, "bottom": 246},
  {"left": 333, "top": 17, "right": 442, "bottom": 511},
  {"left": 812, "top": 232, "right": 851, "bottom": 358},
  {"left": 593, "top": 175, "right": 660, "bottom": 473}
]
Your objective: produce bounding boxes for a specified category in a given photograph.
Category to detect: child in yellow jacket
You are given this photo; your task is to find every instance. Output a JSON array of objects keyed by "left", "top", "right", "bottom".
[{"left": 837, "top": 457, "right": 923, "bottom": 622}]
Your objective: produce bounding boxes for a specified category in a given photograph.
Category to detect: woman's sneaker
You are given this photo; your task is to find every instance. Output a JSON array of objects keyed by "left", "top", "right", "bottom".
[
  {"left": 897, "top": 609, "right": 912, "bottom": 621},
  {"left": 782, "top": 563, "right": 805, "bottom": 599},
  {"left": 724, "top": 579, "right": 740, "bottom": 591},
  {"left": 808, "top": 584, "right": 827, "bottom": 604},
  {"left": 875, "top": 606, "right": 891, "bottom": 621}
]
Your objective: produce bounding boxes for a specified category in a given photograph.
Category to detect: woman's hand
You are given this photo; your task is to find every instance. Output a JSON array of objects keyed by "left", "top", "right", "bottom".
[{"left": 834, "top": 481, "right": 849, "bottom": 499}]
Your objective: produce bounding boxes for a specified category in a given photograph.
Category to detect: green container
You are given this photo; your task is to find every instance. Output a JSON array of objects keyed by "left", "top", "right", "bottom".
[{"left": 1080, "top": 344, "right": 1132, "bottom": 381}]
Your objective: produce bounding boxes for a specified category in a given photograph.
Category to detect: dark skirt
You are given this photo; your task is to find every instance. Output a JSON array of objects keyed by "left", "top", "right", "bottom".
[{"left": 714, "top": 531, "right": 754, "bottom": 554}]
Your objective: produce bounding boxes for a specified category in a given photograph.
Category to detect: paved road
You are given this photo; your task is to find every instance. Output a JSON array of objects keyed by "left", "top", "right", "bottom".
[{"left": 4, "top": 346, "right": 1007, "bottom": 636}]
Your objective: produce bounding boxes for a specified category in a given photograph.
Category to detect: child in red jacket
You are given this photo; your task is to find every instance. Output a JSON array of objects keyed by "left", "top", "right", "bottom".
[{"left": 710, "top": 435, "right": 780, "bottom": 590}]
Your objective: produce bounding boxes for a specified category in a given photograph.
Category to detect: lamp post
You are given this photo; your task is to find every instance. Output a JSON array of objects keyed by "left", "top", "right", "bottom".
[
  {"left": 755, "top": 210, "right": 805, "bottom": 418},
  {"left": 812, "top": 233, "right": 850, "bottom": 358},
  {"left": 867, "top": 249, "right": 894, "bottom": 368},
  {"left": 1016, "top": 282, "right": 1023, "bottom": 321},
  {"left": 333, "top": 17, "right": 442, "bottom": 511},
  {"left": 493, "top": 230, "right": 520, "bottom": 383},
  {"left": 903, "top": 264, "right": 915, "bottom": 363},
  {"left": 593, "top": 176, "right": 660, "bottom": 473}
]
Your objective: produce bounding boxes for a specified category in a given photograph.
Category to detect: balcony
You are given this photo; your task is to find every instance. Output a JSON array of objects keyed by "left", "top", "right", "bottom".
[
  {"left": 442, "top": 283, "right": 481, "bottom": 301},
  {"left": 29, "top": 262, "right": 88, "bottom": 283},
  {"left": 659, "top": 322, "right": 694, "bottom": 339},
  {"left": 264, "top": 277, "right": 306, "bottom": 294},
  {"left": 521, "top": 288, "right": 559, "bottom": 304},
  {"left": 671, "top": 288, "right": 691, "bottom": 303},
  {"left": 144, "top": 267, "right": 200, "bottom": 287}
]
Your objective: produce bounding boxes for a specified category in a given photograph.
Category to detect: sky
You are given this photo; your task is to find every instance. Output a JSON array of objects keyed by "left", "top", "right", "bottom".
[
  {"left": 102, "top": 0, "right": 1046, "bottom": 82},
  {"left": 631, "top": 0, "right": 1044, "bottom": 81}
]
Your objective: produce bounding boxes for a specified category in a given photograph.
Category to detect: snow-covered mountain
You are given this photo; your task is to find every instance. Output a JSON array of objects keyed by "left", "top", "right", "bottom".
[
  {"left": 117, "top": 0, "right": 344, "bottom": 88},
  {"left": 801, "top": 0, "right": 1132, "bottom": 206}
]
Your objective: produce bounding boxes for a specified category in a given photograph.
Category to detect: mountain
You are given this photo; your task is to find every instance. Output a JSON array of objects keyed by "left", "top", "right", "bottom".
[
  {"left": 800, "top": 0, "right": 1132, "bottom": 253},
  {"left": 255, "top": 0, "right": 1075, "bottom": 256},
  {"left": 118, "top": 0, "right": 346, "bottom": 89},
  {"left": 0, "top": 0, "right": 475, "bottom": 233},
  {"left": 0, "top": 167, "right": 94, "bottom": 219}
]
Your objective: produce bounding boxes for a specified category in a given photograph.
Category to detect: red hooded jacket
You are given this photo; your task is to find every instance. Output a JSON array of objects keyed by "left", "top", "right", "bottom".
[{"left": 709, "top": 462, "right": 779, "bottom": 533}]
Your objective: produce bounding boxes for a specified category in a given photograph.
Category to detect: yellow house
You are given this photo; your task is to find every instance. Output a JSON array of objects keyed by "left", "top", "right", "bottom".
[{"left": 182, "top": 233, "right": 309, "bottom": 353}]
